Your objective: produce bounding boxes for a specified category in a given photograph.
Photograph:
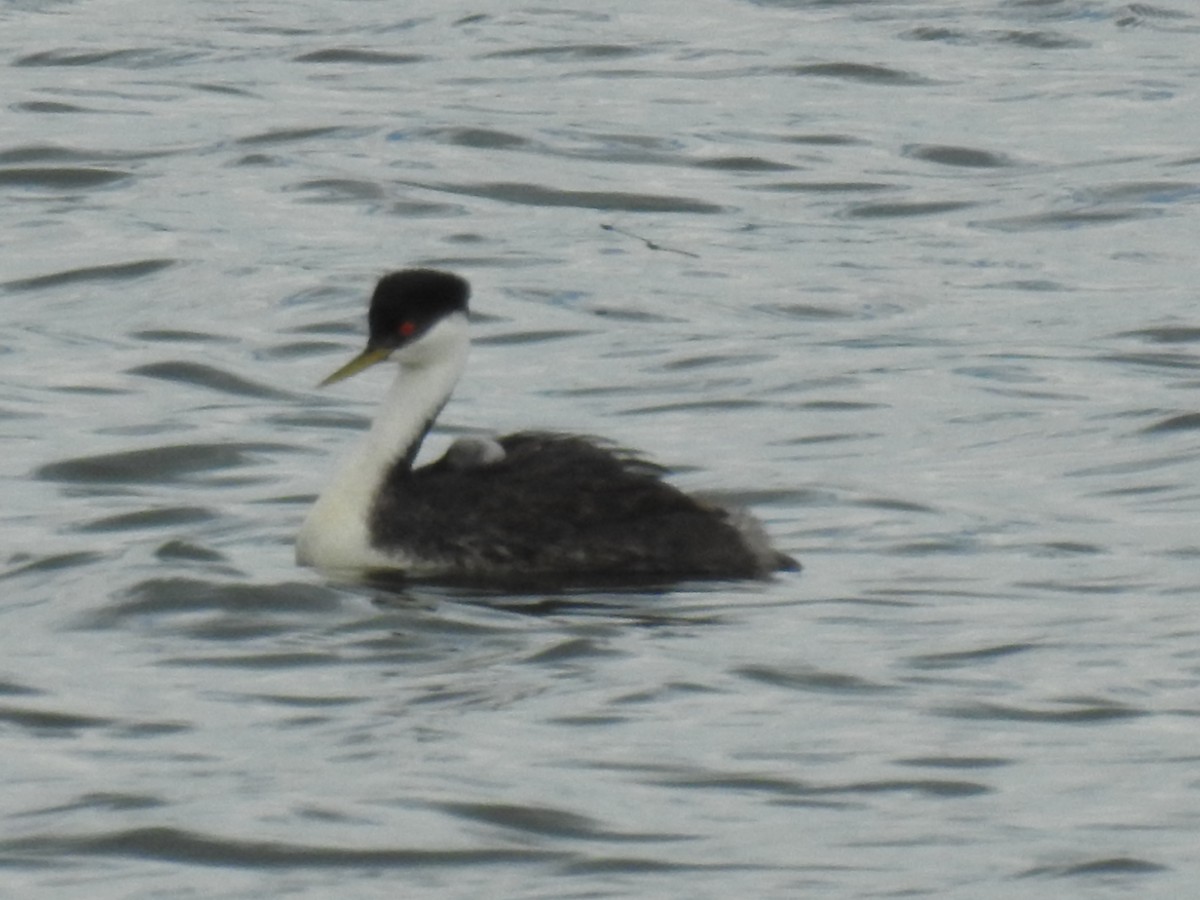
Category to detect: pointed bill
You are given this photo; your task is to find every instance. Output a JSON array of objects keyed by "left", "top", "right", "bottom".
[{"left": 318, "top": 346, "right": 393, "bottom": 387}]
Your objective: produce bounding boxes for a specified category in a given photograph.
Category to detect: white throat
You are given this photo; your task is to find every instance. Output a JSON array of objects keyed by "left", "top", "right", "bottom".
[{"left": 296, "top": 314, "right": 470, "bottom": 571}]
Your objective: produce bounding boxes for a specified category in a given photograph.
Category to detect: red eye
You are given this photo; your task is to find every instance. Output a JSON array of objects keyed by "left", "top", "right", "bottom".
[{"left": 398, "top": 321, "right": 416, "bottom": 337}]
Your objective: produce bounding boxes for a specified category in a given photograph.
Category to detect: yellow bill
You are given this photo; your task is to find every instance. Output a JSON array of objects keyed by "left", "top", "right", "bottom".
[{"left": 319, "top": 346, "right": 393, "bottom": 387}]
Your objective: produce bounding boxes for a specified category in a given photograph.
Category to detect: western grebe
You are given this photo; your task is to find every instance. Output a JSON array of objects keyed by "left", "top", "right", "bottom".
[{"left": 296, "top": 269, "right": 798, "bottom": 584}]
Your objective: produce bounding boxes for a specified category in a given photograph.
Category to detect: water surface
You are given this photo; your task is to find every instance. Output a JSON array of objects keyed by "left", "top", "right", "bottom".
[{"left": 3, "top": 1, "right": 1200, "bottom": 897}]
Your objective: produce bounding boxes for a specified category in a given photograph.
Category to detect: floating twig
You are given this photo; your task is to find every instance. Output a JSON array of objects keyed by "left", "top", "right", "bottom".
[{"left": 600, "top": 223, "right": 700, "bottom": 259}]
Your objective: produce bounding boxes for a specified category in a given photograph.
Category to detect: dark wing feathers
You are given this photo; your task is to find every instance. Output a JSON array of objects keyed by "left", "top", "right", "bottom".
[{"left": 370, "top": 432, "right": 771, "bottom": 579}]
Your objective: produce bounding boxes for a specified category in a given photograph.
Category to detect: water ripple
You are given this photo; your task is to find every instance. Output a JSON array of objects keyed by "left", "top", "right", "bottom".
[
  {"left": 2, "top": 827, "right": 567, "bottom": 869},
  {"left": 0, "top": 166, "right": 131, "bottom": 190},
  {"left": 1020, "top": 857, "right": 1170, "bottom": 879},
  {"left": 36, "top": 442, "right": 293, "bottom": 485},
  {"left": 902, "top": 143, "right": 1018, "bottom": 168},
  {"left": 294, "top": 49, "right": 426, "bottom": 65},
  {"left": 14, "top": 48, "right": 198, "bottom": 68},
  {"left": 418, "top": 180, "right": 726, "bottom": 213},
  {"left": 0, "top": 705, "right": 113, "bottom": 732},
  {"left": 128, "top": 361, "right": 293, "bottom": 400},
  {"left": 3, "top": 259, "right": 175, "bottom": 292},
  {"left": 83, "top": 577, "right": 344, "bottom": 631},
  {"left": 436, "top": 801, "right": 685, "bottom": 842},
  {"left": 1140, "top": 412, "right": 1200, "bottom": 434},
  {"left": 482, "top": 44, "right": 643, "bottom": 62},
  {"left": 733, "top": 663, "right": 894, "bottom": 694},
  {"left": 780, "top": 62, "right": 935, "bottom": 86},
  {"left": 939, "top": 700, "right": 1149, "bottom": 724}
]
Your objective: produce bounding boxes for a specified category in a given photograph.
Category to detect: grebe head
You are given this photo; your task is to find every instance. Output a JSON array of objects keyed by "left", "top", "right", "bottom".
[{"left": 320, "top": 269, "right": 471, "bottom": 385}]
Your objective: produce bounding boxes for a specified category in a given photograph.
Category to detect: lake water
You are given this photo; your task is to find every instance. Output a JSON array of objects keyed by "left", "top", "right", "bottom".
[{"left": 3, "top": 1, "right": 1200, "bottom": 897}]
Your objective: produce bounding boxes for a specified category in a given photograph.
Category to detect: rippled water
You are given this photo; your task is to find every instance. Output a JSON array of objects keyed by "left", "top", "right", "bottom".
[{"left": 4, "top": 1, "right": 1200, "bottom": 897}]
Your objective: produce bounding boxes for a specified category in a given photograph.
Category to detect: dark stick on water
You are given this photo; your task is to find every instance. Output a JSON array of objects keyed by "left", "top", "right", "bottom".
[{"left": 600, "top": 223, "right": 700, "bottom": 259}]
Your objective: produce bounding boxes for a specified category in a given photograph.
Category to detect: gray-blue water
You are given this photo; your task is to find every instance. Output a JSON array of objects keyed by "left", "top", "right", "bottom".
[{"left": 4, "top": 1, "right": 1200, "bottom": 897}]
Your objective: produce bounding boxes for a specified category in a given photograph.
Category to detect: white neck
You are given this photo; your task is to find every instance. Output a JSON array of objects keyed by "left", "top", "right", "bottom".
[{"left": 296, "top": 315, "right": 469, "bottom": 571}]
